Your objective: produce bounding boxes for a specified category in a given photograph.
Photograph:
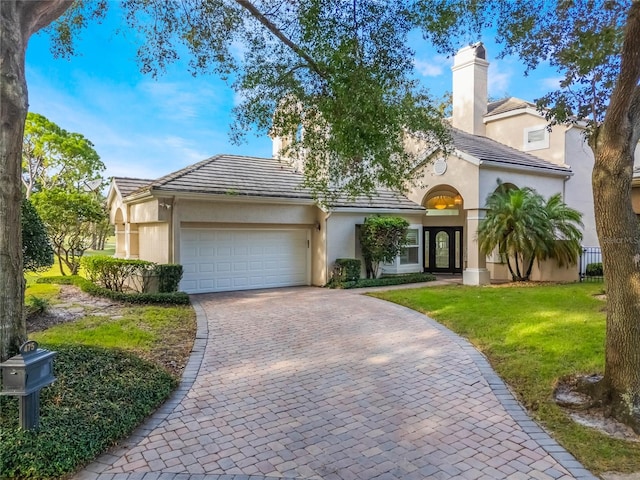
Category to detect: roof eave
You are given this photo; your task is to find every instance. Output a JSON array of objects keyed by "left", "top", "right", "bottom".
[
  {"left": 329, "top": 207, "right": 425, "bottom": 214},
  {"left": 145, "top": 187, "right": 318, "bottom": 206},
  {"left": 479, "top": 160, "right": 573, "bottom": 177},
  {"left": 484, "top": 106, "right": 542, "bottom": 123}
]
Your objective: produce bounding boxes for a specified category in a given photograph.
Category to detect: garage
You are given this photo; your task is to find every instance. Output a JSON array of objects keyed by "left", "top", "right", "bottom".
[{"left": 179, "top": 228, "right": 310, "bottom": 293}]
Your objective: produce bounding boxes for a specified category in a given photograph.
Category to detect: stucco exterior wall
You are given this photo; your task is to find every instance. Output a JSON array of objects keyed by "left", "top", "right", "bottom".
[
  {"left": 485, "top": 112, "right": 567, "bottom": 167},
  {"left": 177, "top": 198, "right": 317, "bottom": 225},
  {"left": 563, "top": 128, "right": 598, "bottom": 247},
  {"left": 138, "top": 223, "right": 170, "bottom": 264},
  {"left": 312, "top": 210, "right": 329, "bottom": 286},
  {"left": 409, "top": 152, "right": 481, "bottom": 209},
  {"left": 326, "top": 211, "right": 425, "bottom": 280},
  {"left": 632, "top": 188, "right": 640, "bottom": 213},
  {"left": 478, "top": 167, "right": 567, "bottom": 205},
  {"left": 487, "top": 258, "right": 579, "bottom": 282},
  {"left": 128, "top": 199, "right": 162, "bottom": 224}
]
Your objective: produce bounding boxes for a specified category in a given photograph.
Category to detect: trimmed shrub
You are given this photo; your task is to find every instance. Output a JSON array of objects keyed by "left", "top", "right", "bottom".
[
  {"left": 359, "top": 216, "right": 410, "bottom": 278},
  {"left": 334, "top": 258, "right": 361, "bottom": 283},
  {"left": 154, "top": 264, "right": 183, "bottom": 293},
  {"left": 37, "top": 276, "right": 190, "bottom": 305},
  {"left": 586, "top": 262, "right": 604, "bottom": 277},
  {"left": 82, "top": 255, "right": 155, "bottom": 292}
]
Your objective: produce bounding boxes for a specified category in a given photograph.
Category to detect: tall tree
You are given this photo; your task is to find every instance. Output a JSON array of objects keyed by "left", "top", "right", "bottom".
[
  {"left": 0, "top": 0, "right": 74, "bottom": 361},
  {"left": 22, "top": 112, "right": 104, "bottom": 198},
  {"left": 417, "top": 0, "right": 640, "bottom": 432}
]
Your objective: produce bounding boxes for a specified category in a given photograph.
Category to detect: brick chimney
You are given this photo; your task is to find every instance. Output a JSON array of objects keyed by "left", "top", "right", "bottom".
[{"left": 452, "top": 43, "right": 488, "bottom": 136}]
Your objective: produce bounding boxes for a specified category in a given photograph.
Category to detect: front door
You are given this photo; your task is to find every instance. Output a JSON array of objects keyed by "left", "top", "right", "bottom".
[{"left": 424, "top": 227, "right": 463, "bottom": 274}]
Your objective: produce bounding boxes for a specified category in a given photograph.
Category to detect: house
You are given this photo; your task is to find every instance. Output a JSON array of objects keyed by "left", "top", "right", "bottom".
[{"left": 108, "top": 43, "right": 602, "bottom": 293}]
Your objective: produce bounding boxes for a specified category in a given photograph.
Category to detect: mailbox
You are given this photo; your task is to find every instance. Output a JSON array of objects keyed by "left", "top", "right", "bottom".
[{"left": 1, "top": 340, "right": 56, "bottom": 396}]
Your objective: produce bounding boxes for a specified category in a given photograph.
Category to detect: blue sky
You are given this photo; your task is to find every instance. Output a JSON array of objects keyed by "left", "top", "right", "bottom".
[{"left": 25, "top": 9, "right": 562, "bottom": 182}]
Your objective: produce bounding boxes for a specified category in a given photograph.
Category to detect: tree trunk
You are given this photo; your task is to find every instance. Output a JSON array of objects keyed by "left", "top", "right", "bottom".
[
  {"left": 592, "top": 138, "right": 640, "bottom": 433},
  {"left": 0, "top": 0, "right": 73, "bottom": 361},
  {"left": 590, "top": 2, "right": 640, "bottom": 433},
  {"left": 0, "top": 3, "right": 28, "bottom": 361}
]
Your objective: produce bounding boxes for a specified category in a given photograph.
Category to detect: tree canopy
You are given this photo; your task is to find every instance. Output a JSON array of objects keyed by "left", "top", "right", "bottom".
[
  {"left": 31, "top": 188, "right": 106, "bottom": 276},
  {"left": 22, "top": 112, "right": 105, "bottom": 198},
  {"left": 43, "top": 0, "right": 450, "bottom": 199}
]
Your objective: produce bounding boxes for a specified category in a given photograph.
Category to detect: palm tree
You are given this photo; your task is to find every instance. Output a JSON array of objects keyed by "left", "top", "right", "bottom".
[{"left": 477, "top": 185, "right": 583, "bottom": 281}]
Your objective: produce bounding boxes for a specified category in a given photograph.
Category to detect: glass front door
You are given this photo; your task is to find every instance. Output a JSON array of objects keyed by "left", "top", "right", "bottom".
[{"left": 424, "top": 227, "right": 463, "bottom": 273}]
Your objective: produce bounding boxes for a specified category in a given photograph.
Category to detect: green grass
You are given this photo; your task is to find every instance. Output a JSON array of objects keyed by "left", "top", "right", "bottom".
[
  {"left": 32, "top": 306, "right": 194, "bottom": 351},
  {"left": 372, "top": 283, "right": 640, "bottom": 474}
]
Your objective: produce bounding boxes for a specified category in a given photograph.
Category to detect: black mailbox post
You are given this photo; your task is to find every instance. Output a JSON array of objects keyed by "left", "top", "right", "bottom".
[{"left": 0, "top": 340, "right": 56, "bottom": 430}]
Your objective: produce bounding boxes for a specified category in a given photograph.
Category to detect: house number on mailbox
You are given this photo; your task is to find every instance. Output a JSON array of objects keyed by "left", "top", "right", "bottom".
[{"left": 20, "top": 340, "right": 38, "bottom": 355}]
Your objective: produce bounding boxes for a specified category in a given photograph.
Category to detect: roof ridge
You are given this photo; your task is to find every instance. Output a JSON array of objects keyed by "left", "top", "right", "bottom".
[
  {"left": 151, "top": 155, "right": 221, "bottom": 187},
  {"left": 112, "top": 176, "right": 154, "bottom": 182}
]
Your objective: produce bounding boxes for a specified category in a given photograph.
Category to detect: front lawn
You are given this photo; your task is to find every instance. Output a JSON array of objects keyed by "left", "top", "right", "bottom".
[{"left": 372, "top": 283, "right": 640, "bottom": 475}]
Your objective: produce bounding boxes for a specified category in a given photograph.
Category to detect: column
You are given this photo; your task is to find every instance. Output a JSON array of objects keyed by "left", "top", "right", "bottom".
[{"left": 463, "top": 208, "right": 491, "bottom": 285}]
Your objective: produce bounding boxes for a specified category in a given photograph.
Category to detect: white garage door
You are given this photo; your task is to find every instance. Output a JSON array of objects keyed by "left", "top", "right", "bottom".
[{"left": 180, "top": 228, "right": 309, "bottom": 293}]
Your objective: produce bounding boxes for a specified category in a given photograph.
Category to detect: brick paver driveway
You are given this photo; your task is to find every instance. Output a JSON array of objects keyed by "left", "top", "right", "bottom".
[{"left": 76, "top": 287, "right": 596, "bottom": 480}]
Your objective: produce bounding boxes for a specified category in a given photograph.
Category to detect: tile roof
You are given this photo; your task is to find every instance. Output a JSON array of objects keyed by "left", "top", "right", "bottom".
[
  {"left": 451, "top": 128, "right": 571, "bottom": 174},
  {"left": 112, "top": 177, "right": 154, "bottom": 197},
  {"left": 486, "top": 97, "right": 536, "bottom": 117},
  {"left": 116, "top": 155, "right": 423, "bottom": 211}
]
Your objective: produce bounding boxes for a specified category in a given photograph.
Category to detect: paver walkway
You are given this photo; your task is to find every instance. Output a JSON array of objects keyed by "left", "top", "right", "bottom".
[{"left": 75, "top": 286, "right": 597, "bottom": 480}]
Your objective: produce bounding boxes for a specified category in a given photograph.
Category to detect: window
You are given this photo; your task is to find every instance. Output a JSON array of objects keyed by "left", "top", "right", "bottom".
[
  {"left": 400, "top": 228, "right": 420, "bottom": 265},
  {"left": 523, "top": 126, "right": 549, "bottom": 151}
]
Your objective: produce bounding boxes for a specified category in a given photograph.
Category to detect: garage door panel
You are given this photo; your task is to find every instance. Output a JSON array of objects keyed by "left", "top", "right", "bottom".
[{"left": 180, "top": 228, "right": 309, "bottom": 293}]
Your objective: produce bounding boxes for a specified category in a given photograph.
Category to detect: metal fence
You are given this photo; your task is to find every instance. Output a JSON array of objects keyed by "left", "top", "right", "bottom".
[{"left": 579, "top": 246, "right": 603, "bottom": 282}]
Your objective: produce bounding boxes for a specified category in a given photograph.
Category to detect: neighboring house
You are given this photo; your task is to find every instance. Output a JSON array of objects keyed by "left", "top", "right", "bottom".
[{"left": 108, "top": 43, "right": 611, "bottom": 293}]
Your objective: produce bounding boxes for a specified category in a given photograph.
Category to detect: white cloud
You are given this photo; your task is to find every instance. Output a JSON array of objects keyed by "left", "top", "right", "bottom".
[
  {"left": 541, "top": 76, "right": 563, "bottom": 90},
  {"left": 488, "top": 61, "right": 512, "bottom": 97},
  {"left": 414, "top": 55, "right": 450, "bottom": 77}
]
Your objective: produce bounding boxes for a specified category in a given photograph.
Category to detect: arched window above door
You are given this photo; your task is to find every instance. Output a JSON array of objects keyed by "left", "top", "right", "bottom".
[{"left": 424, "top": 188, "right": 463, "bottom": 215}]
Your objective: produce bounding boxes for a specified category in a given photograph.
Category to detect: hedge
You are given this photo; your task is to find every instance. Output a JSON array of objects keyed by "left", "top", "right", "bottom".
[
  {"left": 327, "top": 272, "right": 436, "bottom": 289},
  {"left": 37, "top": 275, "right": 190, "bottom": 305},
  {"left": 585, "top": 262, "right": 604, "bottom": 277}
]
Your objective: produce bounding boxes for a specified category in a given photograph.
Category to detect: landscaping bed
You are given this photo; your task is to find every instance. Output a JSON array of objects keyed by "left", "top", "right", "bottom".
[{"left": 0, "top": 281, "right": 196, "bottom": 479}]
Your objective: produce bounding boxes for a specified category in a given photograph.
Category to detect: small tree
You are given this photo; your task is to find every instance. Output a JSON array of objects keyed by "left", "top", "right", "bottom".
[
  {"left": 32, "top": 189, "right": 106, "bottom": 275},
  {"left": 21, "top": 197, "right": 54, "bottom": 272},
  {"left": 359, "top": 216, "right": 410, "bottom": 279},
  {"left": 477, "top": 185, "right": 583, "bottom": 282}
]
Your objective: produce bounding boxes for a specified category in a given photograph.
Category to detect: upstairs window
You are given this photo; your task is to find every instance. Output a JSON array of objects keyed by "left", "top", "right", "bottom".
[{"left": 524, "top": 126, "right": 549, "bottom": 151}]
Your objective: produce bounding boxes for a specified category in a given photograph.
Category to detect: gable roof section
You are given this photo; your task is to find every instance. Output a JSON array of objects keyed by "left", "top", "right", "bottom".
[
  {"left": 451, "top": 128, "right": 571, "bottom": 174},
  {"left": 486, "top": 97, "right": 536, "bottom": 117},
  {"left": 119, "top": 154, "right": 423, "bottom": 211},
  {"left": 112, "top": 177, "right": 154, "bottom": 197}
]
